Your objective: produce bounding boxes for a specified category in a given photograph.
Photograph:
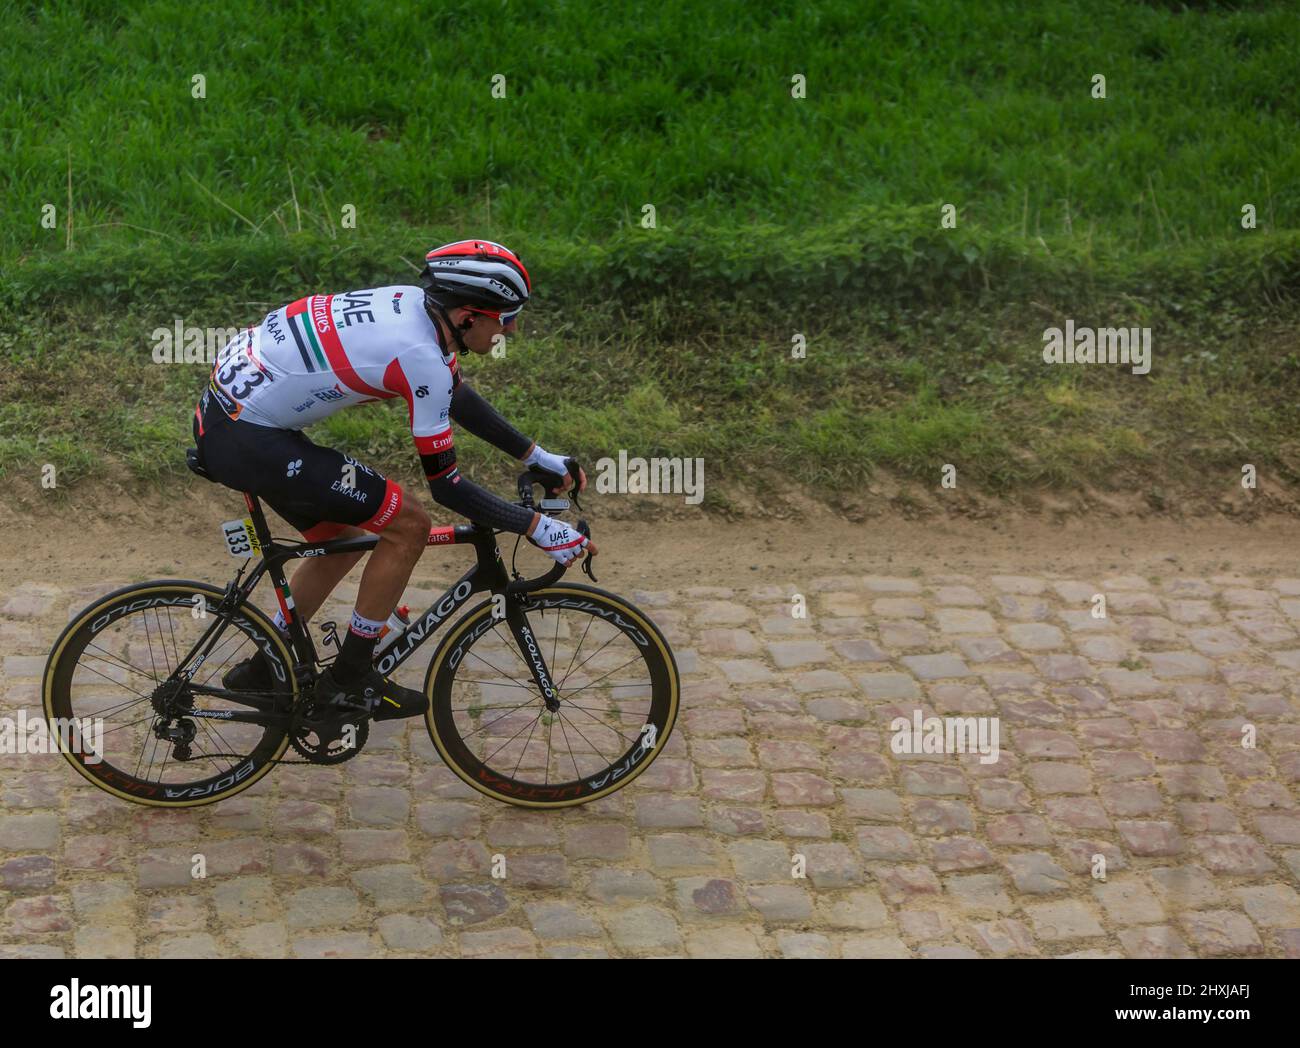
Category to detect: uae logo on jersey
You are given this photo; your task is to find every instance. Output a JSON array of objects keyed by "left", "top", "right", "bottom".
[{"left": 391, "top": 292, "right": 403, "bottom": 314}]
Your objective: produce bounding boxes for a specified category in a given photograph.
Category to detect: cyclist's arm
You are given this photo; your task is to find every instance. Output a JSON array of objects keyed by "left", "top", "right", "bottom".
[
  {"left": 450, "top": 378, "right": 581, "bottom": 489},
  {"left": 386, "top": 353, "right": 538, "bottom": 535},
  {"left": 417, "top": 428, "right": 538, "bottom": 534},
  {"left": 449, "top": 380, "right": 533, "bottom": 460}
]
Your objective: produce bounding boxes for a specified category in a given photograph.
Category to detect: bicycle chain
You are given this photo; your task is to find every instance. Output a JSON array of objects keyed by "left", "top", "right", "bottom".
[{"left": 176, "top": 689, "right": 370, "bottom": 766}]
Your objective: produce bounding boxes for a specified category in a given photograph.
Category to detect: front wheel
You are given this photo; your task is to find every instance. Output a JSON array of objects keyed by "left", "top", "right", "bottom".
[{"left": 424, "top": 583, "right": 679, "bottom": 808}]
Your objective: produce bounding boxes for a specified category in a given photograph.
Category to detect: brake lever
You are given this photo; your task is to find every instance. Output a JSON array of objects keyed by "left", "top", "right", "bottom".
[
  {"left": 576, "top": 518, "right": 597, "bottom": 581},
  {"left": 564, "top": 457, "right": 585, "bottom": 513}
]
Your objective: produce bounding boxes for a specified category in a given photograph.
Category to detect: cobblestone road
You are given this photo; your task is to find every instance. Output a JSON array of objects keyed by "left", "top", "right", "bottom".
[{"left": 2, "top": 568, "right": 1299, "bottom": 958}]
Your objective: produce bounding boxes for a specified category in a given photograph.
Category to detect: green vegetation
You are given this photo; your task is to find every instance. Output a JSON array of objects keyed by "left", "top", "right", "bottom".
[
  {"left": 2, "top": 0, "right": 1299, "bottom": 508},
  {"left": 5, "top": 0, "right": 1298, "bottom": 255}
]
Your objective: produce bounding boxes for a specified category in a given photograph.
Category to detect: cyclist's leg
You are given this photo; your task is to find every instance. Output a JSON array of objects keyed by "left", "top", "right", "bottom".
[
  {"left": 353, "top": 499, "right": 431, "bottom": 624},
  {"left": 270, "top": 502, "right": 431, "bottom": 659},
  {"left": 329, "top": 497, "right": 429, "bottom": 680},
  {"left": 196, "top": 396, "right": 424, "bottom": 644},
  {"left": 286, "top": 525, "right": 366, "bottom": 622}
]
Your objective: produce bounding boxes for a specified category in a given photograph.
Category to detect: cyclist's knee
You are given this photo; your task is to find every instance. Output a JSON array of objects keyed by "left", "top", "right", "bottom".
[{"left": 381, "top": 501, "right": 431, "bottom": 551}]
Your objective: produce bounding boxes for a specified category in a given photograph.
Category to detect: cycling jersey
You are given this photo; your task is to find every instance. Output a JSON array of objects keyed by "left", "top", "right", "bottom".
[
  {"left": 195, "top": 283, "right": 538, "bottom": 539},
  {"left": 207, "top": 285, "right": 459, "bottom": 461}
]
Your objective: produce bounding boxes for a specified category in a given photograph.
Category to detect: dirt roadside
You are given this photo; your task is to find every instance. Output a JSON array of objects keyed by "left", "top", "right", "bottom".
[
  {"left": 1, "top": 484, "right": 1295, "bottom": 592},
  {"left": 3, "top": 490, "right": 1299, "bottom": 958}
]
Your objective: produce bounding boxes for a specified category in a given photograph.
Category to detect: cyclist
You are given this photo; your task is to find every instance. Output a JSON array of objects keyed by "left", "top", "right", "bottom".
[{"left": 190, "top": 239, "right": 594, "bottom": 721}]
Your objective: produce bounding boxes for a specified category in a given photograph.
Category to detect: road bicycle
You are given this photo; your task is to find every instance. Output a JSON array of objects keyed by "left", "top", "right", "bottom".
[{"left": 43, "top": 454, "right": 679, "bottom": 808}]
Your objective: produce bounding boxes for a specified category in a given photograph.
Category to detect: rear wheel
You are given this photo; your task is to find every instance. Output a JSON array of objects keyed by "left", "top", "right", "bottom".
[
  {"left": 43, "top": 581, "right": 296, "bottom": 807},
  {"left": 425, "top": 584, "right": 679, "bottom": 808}
]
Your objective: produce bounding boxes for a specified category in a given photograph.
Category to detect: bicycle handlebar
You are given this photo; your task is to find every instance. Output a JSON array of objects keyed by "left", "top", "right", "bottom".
[{"left": 505, "top": 459, "right": 594, "bottom": 593}]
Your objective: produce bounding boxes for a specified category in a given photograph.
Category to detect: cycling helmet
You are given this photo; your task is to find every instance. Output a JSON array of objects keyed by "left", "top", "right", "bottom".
[{"left": 421, "top": 239, "right": 531, "bottom": 317}]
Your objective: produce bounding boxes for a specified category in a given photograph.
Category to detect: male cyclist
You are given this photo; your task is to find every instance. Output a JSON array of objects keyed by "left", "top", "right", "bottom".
[{"left": 190, "top": 240, "right": 594, "bottom": 721}]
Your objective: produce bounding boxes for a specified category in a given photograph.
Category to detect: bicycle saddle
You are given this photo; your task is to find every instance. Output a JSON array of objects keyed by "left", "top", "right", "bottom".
[{"left": 186, "top": 446, "right": 214, "bottom": 482}]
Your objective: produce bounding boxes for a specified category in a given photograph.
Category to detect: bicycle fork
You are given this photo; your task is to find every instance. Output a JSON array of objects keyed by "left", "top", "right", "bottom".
[{"left": 504, "top": 599, "right": 562, "bottom": 713}]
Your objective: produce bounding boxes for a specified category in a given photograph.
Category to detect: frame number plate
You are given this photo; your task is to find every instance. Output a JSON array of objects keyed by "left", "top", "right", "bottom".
[{"left": 220, "top": 517, "right": 261, "bottom": 558}]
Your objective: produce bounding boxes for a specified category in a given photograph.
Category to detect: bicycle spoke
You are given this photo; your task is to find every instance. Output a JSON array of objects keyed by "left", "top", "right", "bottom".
[
  {"left": 555, "top": 701, "right": 646, "bottom": 736},
  {"left": 163, "top": 607, "right": 183, "bottom": 677},
  {"left": 558, "top": 614, "right": 597, "bottom": 689},
  {"left": 554, "top": 704, "right": 627, "bottom": 758},
  {"left": 561, "top": 656, "right": 647, "bottom": 699},
  {"left": 73, "top": 653, "right": 157, "bottom": 705},
  {"left": 465, "top": 642, "right": 535, "bottom": 694},
  {"left": 192, "top": 719, "right": 241, "bottom": 776},
  {"left": 551, "top": 610, "right": 560, "bottom": 684},
  {"left": 448, "top": 676, "right": 537, "bottom": 690},
  {"left": 554, "top": 708, "right": 583, "bottom": 782},
  {"left": 53, "top": 584, "right": 288, "bottom": 799},
  {"left": 196, "top": 628, "right": 257, "bottom": 689},
  {"left": 81, "top": 643, "right": 160, "bottom": 688},
  {"left": 153, "top": 609, "right": 174, "bottom": 677},
  {"left": 510, "top": 710, "right": 543, "bottom": 780},
  {"left": 143, "top": 607, "right": 162, "bottom": 685},
  {"left": 455, "top": 697, "right": 547, "bottom": 739},
  {"left": 557, "top": 630, "right": 621, "bottom": 692},
  {"left": 545, "top": 702, "right": 554, "bottom": 785},
  {"left": 482, "top": 710, "right": 545, "bottom": 768}
]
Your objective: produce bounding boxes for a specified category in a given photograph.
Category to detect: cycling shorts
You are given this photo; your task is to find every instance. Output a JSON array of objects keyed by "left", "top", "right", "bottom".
[{"left": 193, "top": 389, "right": 403, "bottom": 541}]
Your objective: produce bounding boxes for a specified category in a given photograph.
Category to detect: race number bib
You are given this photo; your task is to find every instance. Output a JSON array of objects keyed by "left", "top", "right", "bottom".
[{"left": 220, "top": 518, "right": 261, "bottom": 558}]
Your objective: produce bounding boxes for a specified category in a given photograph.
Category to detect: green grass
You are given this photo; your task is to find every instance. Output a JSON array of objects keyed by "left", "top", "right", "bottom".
[
  {"left": 3, "top": 296, "right": 1298, "bottom": 505},
  {"left": 3, "top": 0, "right": 1299, "bottom": 510},
  {"left": 2, "top": 0, "right": 1298, "bottom": 262}
]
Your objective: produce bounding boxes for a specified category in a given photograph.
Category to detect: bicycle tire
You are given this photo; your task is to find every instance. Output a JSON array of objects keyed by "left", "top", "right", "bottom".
[
  {"left": 424, "top": 583, "right": 679, "bottom": 808},
  {"left": 43, "top": 580, "right": 297, "bottom": 807}
]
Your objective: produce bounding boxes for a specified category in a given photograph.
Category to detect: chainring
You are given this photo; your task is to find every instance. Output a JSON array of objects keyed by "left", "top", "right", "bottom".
[{"left": 288, "top": 694, "right": 370, "bottom": 765}]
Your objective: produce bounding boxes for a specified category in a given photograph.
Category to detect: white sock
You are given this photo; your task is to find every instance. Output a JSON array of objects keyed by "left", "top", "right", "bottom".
[{"left": 348, "top": 610, "right": 386, "bottom": 639}]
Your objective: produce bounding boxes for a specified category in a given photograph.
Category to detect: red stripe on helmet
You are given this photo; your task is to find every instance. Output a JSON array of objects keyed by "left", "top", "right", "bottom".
[{"left": 425, "top": 239, "right": 531, "bottom": 291}]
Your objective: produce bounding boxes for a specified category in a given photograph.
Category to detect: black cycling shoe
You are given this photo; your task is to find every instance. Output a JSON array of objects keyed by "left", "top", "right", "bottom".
[
  {"left": 314, "top": 666, "right": 429, "bottom": 722},
  {"left": 221, "top": 655, "right": 274, "bottom": 694}
]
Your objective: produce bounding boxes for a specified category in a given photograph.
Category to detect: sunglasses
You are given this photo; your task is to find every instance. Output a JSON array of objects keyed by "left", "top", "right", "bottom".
[{"left": 466, "top": 305, "right": 523, "bottom": 324}]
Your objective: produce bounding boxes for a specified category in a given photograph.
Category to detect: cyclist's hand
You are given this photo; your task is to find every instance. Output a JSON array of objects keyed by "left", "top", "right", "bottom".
[
  {"left": 526, "top": 445, "right": 585, "bottom": 493},
  {"left": 528, "top": 514, "right": 596, "bottom": 564}
]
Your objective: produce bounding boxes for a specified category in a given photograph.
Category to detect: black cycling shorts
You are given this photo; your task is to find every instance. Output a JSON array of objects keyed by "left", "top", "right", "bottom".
[{"left": 193, "top": 389, "right": 403, "bottom": 540}]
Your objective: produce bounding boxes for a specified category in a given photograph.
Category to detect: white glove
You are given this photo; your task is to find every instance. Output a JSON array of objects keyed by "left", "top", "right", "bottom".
[
  {"left": 528, "top": 514, "right": 590, "bottom": 565},
  {"left": 525, "top": 444, "right": 571, "bottom": 483}
]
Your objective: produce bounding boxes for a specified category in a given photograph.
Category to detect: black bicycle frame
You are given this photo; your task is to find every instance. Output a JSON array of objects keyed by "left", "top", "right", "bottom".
[{"left": 173, "top": 492, "right": 567, "bottom": 728}]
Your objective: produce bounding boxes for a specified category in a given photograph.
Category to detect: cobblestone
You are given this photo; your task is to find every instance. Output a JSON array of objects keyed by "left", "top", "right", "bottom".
[{"left": 5, "top": 566, "right": 1296, "bottom": 958}]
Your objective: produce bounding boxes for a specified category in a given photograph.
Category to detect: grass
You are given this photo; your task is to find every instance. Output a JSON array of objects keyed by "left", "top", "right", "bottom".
[
  {"left": 2, "top": 0, "right": 1299, "bottom": 511},
  {"left": 3, "top": 296, "right": 1298, "bottom": 507},
  {"left": 2, "top": 0, "right": 1299, "bottom": 261}
]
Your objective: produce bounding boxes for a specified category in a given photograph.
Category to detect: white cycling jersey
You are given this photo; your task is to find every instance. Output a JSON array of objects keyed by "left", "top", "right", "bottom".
[{"left": 207, "top": 285, "right": 457, "bottom": 457}]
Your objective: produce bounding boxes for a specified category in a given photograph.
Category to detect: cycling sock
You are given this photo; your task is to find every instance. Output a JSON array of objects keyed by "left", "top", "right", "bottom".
[{"left": 336, "top": 611, "right": 385, "bottom": 683}]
